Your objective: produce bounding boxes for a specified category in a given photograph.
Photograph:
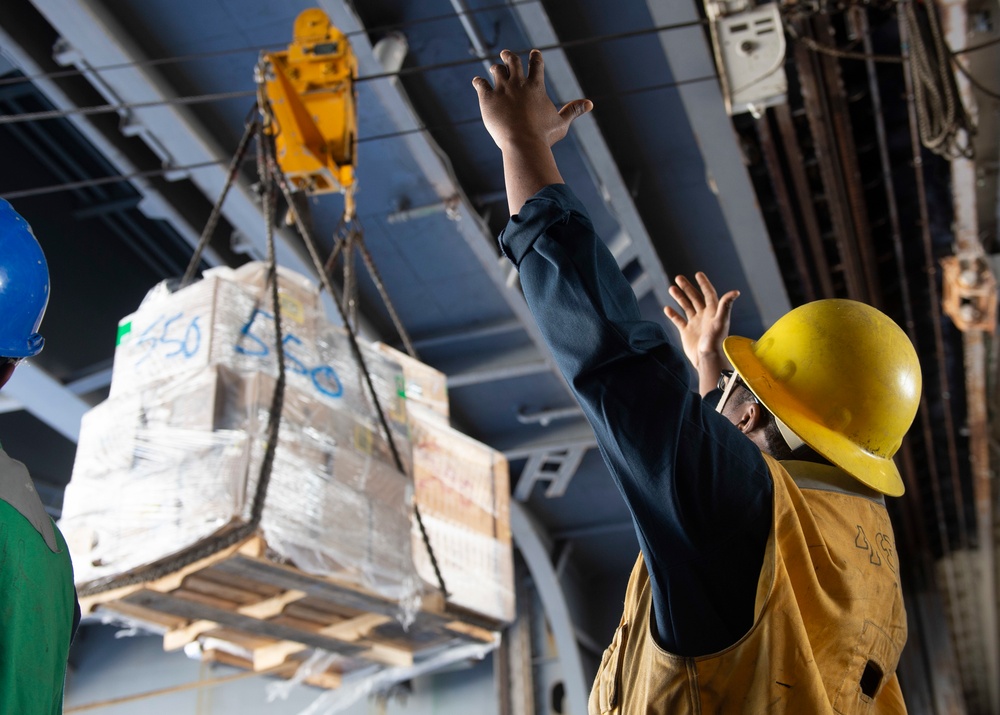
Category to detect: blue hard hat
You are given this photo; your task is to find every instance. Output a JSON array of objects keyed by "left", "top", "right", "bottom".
[{"left": 0, "top": 199, "right": 49, "bottom": 358}]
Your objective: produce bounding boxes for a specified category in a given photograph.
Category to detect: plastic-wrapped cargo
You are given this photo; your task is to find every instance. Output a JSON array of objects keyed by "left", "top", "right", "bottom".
[
  {"left": 63, "top": 263, "right": 513, "bottom": 622},
  {"left": 62, "top": 365, "right": 419, "bottom": 602},
  {"left": 62, "top": 260, "right": 513, "bottom": 668},
  {"left": 69, "top": 262, "right": 419, "bottom": 598},
  {"left": 109, "top": 265, "right": 414, "bottom": 469}
]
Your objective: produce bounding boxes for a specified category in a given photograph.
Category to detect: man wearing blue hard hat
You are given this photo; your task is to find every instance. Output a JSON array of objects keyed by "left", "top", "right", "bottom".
[{"left": 0, "top": 198, "right": 80, "bottom": 713}]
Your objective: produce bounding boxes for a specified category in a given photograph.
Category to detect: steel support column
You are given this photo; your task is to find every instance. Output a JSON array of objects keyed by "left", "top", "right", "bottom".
[{"left": 510, "top": 502, "right": 589, "bottom": 715}]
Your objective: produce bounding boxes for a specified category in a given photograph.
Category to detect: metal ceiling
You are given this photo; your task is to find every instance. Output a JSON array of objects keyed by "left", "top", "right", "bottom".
[{"left": 0, "top": 0, "right": 998, "bottom": 712}]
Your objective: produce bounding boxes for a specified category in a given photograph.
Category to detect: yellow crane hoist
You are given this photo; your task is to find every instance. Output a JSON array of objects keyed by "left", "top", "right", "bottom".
[{"left": 259, "top": 9, "right": 358, "bottom": 219}]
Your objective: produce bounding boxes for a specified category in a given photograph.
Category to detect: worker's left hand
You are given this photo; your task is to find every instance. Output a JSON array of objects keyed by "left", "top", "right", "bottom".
[
  {"left": 472, "top": 49, "right": 592, "bottom": 153},
  {"left": 663, "top": 272, "right": 740, "bottom": 371}
]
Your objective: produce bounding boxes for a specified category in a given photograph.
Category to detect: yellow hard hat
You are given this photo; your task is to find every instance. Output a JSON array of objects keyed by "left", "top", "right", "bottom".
[{"left": 723, "top": 299, "right": 921, "bottom": 496}]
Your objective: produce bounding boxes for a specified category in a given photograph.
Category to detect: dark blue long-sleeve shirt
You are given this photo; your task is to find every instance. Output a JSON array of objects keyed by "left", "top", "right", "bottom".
[{"left": 500, "top": 184, "right": 773, "bottom": 656}]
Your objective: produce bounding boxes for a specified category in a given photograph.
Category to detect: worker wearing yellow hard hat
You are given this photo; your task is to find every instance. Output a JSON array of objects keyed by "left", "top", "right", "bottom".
[
  {"left": 475, "top": 49, "right": 918, "bottom": 713},
  {"left": 722, "top": 298, "right": 921, "bottom": 496}
]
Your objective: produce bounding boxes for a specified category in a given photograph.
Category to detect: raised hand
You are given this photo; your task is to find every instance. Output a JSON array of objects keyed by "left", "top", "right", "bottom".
[
  {"left": 472, "top": 50, "right": 592, "bottom": 214},
  {"left": 663, "top": 272, "right": 739, "bottom": 396},
  {"left": 473, "top": 49, "right": 592, "bottom": 152}
]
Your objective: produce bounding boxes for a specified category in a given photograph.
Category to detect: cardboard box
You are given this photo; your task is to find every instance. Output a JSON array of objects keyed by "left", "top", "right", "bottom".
[
  {"left": 207, "top": 262, "right": 321, "bottom": 319},
  {"left": 375, "top": 342, "right": 449, "bottom": 420},
  {"left": 409, "top": 405, "right": 513, "bottom": 623}
]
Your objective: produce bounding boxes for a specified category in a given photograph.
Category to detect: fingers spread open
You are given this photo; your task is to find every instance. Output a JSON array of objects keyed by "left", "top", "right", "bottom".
[
  {"left": 557, "top": 99, "right": 593, "bottom": 126},
  {"left": 489, "top": 62, "right": 509, "bottom": 85},
  {"left": 663, "top": 305, "right": 686, "bottom": 328},
  {"left": 718, "top": 289, "right": 740, "bottom": 314}
]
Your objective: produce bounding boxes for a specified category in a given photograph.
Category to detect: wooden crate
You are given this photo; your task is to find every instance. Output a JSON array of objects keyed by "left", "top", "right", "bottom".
[{"left": 80, "top": 535, "right": 499, "bottom": 688}]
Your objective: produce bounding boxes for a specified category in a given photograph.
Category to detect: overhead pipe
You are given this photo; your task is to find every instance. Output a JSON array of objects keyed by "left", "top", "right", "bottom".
[
  {"left": 850, "top": 2, "right": 945, "bottom": 561},
  {"left": 899, "top": 3, "right": 970, "bottom": 552},
  {"left": 516, "top": 406, "right": 584, "bottom": 427}
]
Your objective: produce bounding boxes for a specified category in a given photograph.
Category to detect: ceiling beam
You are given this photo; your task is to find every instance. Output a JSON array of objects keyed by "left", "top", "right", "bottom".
[
  {"left": 3, "top": 363, "right": 89, "bottom": 442},
  {"left": 410, "top": 319, "right": 524, "bottom": 350},
  {"left": 443, "top": 344, "right": 551, "bottom": 388},
  {"left": 644, "top": 0, "right": 791, "bottom": 326},
  {"left": 496, "top": 421, "right": 598, "bottom": 462},
  {"left": 0, "top": 19, "right": 224, "bottom": 268},
  {"left": 28, "top": 0, "right": 381, "bottom": 337},
  {"left": 29, "top": 0, "right": 278, "bottom": 263}
]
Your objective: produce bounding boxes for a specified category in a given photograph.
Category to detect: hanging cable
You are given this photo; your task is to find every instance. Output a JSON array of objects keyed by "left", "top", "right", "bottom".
[
  {"left": 0, "top": 159, "right": 224, "bottom": 200},
  {"left": 180, "top": 109, "right": 258, "bottom": 288},
  {"left": 788, "top": 29, "right": 1000, "bottom": 101},
  {"left": 949, "top": 52, "right": 1000, "bottom": 101},
  {"left": 354, "top": 236, "right": 418, "bottom": 359},
  {"left": 784, "top": 4, "right": 978, "bottom": 159},
  {"left": 320, "top": 215, "right": 418, "bottom": 357},
  {"left": 253, "top": 54, "right": 449, "bottom": 596},
  {"left": 0, "top": 89, "right": 255, "bottom": 126},
  {"left": 783, "top": 20, "right": 903, "bottom": 63},
  {"left": 901, "top": 0, "right": 975, "bottom": 159},
  {"left": 248, "top": 109, "right": 287, "bottom": 535},
  {"left": 269, "top": 155, "right": 449, "bottom": 599}
]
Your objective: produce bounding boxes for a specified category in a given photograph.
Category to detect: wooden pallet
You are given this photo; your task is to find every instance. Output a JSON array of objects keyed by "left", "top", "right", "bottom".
[{"left": 80, "top": 535, "right": 499, "bottom": 687}]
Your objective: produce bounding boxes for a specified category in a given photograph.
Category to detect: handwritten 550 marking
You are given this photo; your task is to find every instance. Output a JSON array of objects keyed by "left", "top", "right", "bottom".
[{"left": 131, "top": 308, "right": 344, "bottom": 399}]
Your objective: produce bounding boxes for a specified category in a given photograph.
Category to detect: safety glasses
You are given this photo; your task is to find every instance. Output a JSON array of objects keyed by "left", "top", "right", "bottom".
[{"left": 716, "top": 369, "right": 759, "bottom": 413}]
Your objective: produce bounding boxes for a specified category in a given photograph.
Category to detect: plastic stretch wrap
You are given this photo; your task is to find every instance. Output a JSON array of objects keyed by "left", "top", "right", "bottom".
[
  {"left": 63, "top": 363, "right": 419, "bottom": 600},
  {"left": 241, "top": 372, "right": 417, "bottom": 597},
  {"left": 64, "top": 261, "right": 513, "bottom": 642},
  {"left": 63, "top": 263, "right": 417, "bottom": 602},
  {"left": 374, "top": 342, "right": 449, "bottom": 421},
  {"left": 64, "top": 368, "right": 250, "bottom": 579}
]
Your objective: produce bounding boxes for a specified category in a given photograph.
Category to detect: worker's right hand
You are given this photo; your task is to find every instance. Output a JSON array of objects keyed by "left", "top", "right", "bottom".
[
  {"left": 663, "top": 272, "right": 740, "bottom": 372},
  {"left": 472, "top": 49, "right": 592, "bottom": 153}
]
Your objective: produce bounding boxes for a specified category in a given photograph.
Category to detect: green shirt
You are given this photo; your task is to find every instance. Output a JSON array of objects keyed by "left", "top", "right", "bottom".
[{"left": 1, "top": 448, "right": 78, "bottom": 714}]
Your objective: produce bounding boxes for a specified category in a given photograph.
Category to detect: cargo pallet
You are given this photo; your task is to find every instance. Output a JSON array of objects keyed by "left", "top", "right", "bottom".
[{"left": 80, "top": 534, "right": 499, "bottom": 689}]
